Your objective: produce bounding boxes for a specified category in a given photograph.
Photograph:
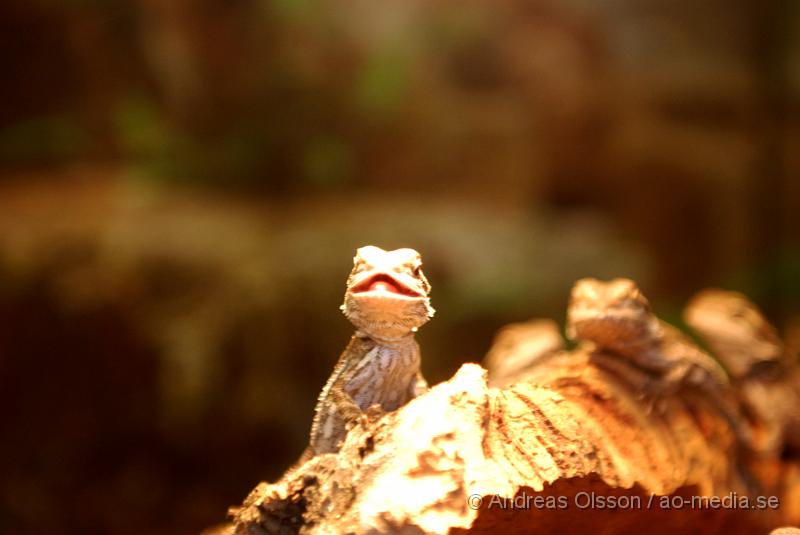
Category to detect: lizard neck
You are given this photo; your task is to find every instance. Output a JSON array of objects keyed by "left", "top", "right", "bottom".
[{"left": 356, "top": 330, "right": 416, "bottom": 348}]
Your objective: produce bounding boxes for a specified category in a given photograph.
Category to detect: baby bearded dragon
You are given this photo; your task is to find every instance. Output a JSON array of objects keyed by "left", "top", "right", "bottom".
[
  {"left": 683, "top": 289, "right": 784, "bottom": 380},
  {"left": 565, "top": 278, "right": 751, "bottom": 447},
  {"left": 684, "top": 290, "right": 800, "bottom": 454},
  {"left": 304, "top": 245, "right": 434, "bottom": 460},
  {"left": 566, "top": 278, "right": 730, "bottom": 390}
]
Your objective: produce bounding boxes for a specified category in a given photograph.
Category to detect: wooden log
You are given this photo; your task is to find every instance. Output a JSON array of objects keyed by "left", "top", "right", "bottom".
[{"left": 225, "top": 343, "right": 796, "bottom": 534}]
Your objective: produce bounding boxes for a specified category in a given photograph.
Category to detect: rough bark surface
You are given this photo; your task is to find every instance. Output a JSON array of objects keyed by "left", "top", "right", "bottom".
[{"left": 222, "top": 342, "right": 799, "bottom": 534}]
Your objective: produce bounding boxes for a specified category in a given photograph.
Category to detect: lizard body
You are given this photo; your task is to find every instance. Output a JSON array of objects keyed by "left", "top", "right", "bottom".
[
  {"left": 303, "top": 246, "right": 434, "bottom": 460},
  {"left": 684, "top": 289, "right": 784, "bottom": 379},
  {"left": 567, "top": 278, "right": 729, "bottom": 389},
  {"left": 685, "top": 290, "right": 800, "bottom": 455},
  {"left": 566, "top": 278, "right": 749, "bottom": 445}
]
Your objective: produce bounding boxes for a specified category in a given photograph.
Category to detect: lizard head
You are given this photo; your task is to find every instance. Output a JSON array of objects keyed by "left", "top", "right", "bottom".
[
  {"left": 684, "top": 289, "right": 783, "bottom": 377},
  {"left": 341, "top": 245, "right": 435, "bottom": 340},
  {"left": 566, "top": 277, "right": 655, "bottom": 352}
]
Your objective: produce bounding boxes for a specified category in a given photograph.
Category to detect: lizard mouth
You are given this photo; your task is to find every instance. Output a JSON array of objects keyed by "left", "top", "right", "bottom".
[{"left": 351, "top": 273, "right": 423, "bottom": 298}]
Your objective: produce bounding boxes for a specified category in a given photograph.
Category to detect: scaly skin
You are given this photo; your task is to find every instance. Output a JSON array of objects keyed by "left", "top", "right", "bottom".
[
  {"left": 684, "top": 289, "right": 784, "bottom": 379},
  {"left": 302, "top": 246, "right": 434, "bottom": 461},
  {"left": 566, "top": 278, "right": 750, "bottom": 445},
  {"left": 567, "top": 278, "right": 729, "bottom": 386},
  {"left": 685, "top": 289, "right": 800, "bottom": 455}
]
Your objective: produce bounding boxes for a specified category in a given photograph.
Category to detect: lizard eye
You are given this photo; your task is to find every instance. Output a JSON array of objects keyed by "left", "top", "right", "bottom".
[{"left": 412, "top": 265, "right": 422, "bottom": 277}]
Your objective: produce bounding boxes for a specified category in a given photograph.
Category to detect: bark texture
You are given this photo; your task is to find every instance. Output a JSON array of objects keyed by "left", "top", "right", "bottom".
[{"left": 224, "top": 335, "right": 799, "bottom": 534}]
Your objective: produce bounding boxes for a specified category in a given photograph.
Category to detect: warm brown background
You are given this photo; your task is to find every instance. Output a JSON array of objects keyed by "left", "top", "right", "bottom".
[{"left": 0, "top": 0, "right": 798, "bottom": 533}]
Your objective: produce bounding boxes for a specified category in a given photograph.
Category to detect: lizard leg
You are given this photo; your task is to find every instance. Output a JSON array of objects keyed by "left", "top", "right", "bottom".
[
  {"left": 653, "top": 362, "right": 694, "bottom": 397},
  {"left": 650, "top": 364, "right": 754, "bottom": 448},
  {"left": 329, "top": 384, "right": 364, "bottom": 421},
  {"left": 311, "top": 386, "right": 365, "bottom": 455},
  {"left": 409, "top": 371, "right": 429, "bottom": 398},
  {"left": 635, "top": 363, "right": 694, "bottom": 415}
]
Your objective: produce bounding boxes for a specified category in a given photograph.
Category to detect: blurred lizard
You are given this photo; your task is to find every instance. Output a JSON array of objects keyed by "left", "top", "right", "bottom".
[
  {"left": 684, "top": 289, "right": 784, "bottom": 379},
  {"left": 685, "top": 290, "right": 800, "bottom": 455},
  {"left": 566, "top": 278, "right": 750, "bottom": 446},
  {"left": 484, "top": 319, "right": 564, "bottom": 387},
  {"left": 300, "top": 245, "right": 435, "bottom": 462}
]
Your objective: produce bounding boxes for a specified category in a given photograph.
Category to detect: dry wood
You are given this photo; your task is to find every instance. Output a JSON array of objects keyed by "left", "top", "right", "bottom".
[{"left": 223, "top": 338, "right": 799, "bottom": 534}]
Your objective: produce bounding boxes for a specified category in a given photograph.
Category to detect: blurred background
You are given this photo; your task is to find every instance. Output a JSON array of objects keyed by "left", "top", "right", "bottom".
[{"left": 0, "top": 0, "right": 798, "bottom": 533}]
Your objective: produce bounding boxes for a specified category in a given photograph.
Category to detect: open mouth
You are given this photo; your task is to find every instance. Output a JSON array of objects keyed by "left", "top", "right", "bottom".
[{"left": 351, "top": 273, "right": 423, "bottom": 298}]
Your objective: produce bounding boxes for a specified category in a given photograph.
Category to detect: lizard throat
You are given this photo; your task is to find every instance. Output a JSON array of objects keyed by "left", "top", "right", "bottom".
[{"left": 341, "top": 292, "right": 433, "bottom": 340}]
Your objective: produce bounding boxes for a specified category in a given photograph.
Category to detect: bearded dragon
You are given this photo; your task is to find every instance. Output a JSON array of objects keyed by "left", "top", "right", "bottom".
[
  {"left": 685, "top": 289, "right": 800, "bottom": 455},
  {"left": 566, "top": 278, "right": 750, "bottom": 445},
  {"left": 684, "top": 289, "right": 784, "bottom": 379},
  {"left": 301, "top": 246, "right": 434, "bottom": 461}
]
